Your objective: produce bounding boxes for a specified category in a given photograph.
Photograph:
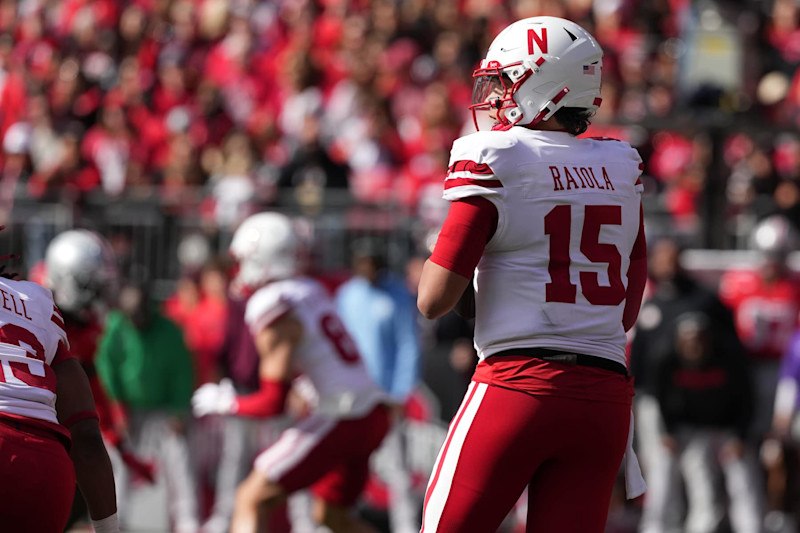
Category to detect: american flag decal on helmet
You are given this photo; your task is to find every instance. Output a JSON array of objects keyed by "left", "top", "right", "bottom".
[{"left": 583, "top": 65, "right": 595, "bottom": 75}]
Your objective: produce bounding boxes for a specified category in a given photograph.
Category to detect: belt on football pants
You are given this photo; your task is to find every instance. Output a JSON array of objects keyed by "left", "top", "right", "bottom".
[{"left": 493, "top": 347, "right": 628, "bottom": 376}]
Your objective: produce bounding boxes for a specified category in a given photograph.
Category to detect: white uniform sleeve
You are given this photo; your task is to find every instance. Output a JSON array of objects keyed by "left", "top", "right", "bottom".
[
  {"left": 21, "top": 281, "right": 69, "bottom": 350},
  {"left": 633, "top": 146, "right": 645, "bottom": 193},
  {"left": 245, "top": 285, "right": 293, "bottom": 336},
  {"left": 50, "top": 304, "right": 69, "bottom": 349},
  {"left": 442, "top": 132, "right": 508, "bottom": 202}
]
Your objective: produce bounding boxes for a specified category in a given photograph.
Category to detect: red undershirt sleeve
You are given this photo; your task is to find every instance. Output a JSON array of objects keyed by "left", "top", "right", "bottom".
[
  {"left": 623, "top": 204, "right": 647, "bottom": 332},
  {"left": 429, "top": 197, "right": 499, "bottom": 278},
  {"left": 233, "top": 379, "right": 291, "bottom": 418}
]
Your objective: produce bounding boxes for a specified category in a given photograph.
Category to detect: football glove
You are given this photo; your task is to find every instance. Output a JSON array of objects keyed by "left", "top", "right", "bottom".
[{"left": 192, "top": 378, "right": 236, "bottom": 417}]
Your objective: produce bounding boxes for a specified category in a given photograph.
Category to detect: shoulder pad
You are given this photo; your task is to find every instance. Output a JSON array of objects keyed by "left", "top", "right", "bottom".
[
  {"left": 246, "top": 283, "right": 294, "bottom": 334},
  {"left": 444, "top": 132, "right": 516, "bottom": 201},
  {"left": 13, "top": 280, "right": 69, "bottom": 348}
]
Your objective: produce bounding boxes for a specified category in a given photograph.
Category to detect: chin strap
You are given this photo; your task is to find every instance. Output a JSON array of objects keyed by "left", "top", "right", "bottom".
[{"left": 528, "top": 86, "right": 571, "bottom": 127}]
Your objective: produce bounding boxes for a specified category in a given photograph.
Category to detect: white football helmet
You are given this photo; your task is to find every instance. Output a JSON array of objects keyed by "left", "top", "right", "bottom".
[
  {"left": 229, "top": 212, "right": 299, "bottom": 290},
  {"left": 470, "top": 16, "right": 603, "bottom": 130},
  {"left": 750, "top": 215, "right": 799, "bottom": 256},
  {"left": 45, "top": 229, "right": 119, "bottom": 314}
]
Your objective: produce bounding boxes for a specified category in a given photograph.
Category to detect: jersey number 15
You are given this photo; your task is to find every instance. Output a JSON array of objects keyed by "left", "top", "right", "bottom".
[{"left": 545, "top": 204, "right": 625, "bottom": 306}]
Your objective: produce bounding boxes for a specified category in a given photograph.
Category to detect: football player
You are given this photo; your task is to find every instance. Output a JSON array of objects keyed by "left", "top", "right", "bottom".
[
  {"left": 719, "top": 215, "right": 800, "bottom": 439},
  {"left": 719, "top": 215, "right": 800, "bottom": 523},
  {"left": 192, "top": 212, "right": 390, "bottom": 533},
  {"left": 416, "top": 17, "right": 648, "bottom": 532},
  {"left": 45, "top": 230, "right": 154, "bottom": 527},
  {"left": 0, "top": 243, "right": 118, "bottom": 531},
  {"left": 45, "top": 230, "right": 125, "bottom": 440}
]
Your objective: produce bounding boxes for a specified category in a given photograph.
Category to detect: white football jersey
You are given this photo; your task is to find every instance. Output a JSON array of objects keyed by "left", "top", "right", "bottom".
[
  {"left": 246, "top": 276, "right": 386, "bottom": 418},
  {"left": 0, "top": 278, "right": 69, "bottom": 425},
  {"left": 444, "top": 129, "right": 644, "bottom": 366}
]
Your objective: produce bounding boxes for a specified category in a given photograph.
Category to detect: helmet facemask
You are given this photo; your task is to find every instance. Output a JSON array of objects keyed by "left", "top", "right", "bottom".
[{"left": 469, "top": 62, "right": 532, "bottom": 131}]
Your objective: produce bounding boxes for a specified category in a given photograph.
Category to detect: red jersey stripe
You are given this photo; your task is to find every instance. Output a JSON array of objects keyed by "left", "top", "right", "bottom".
[
  {"left": 447, "top": 161, "right": 495, "bottom": 176},
  {"left": 444, "top": 177, "right": 503, "bottom": 190},
  {"left": 51, "top": 313, "right": 65, "bottom": 330}
]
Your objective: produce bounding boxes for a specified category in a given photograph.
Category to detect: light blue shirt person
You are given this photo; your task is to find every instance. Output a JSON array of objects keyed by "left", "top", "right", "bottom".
[{"left": 336, "top": 244, "right": 420, "bottom": 404}]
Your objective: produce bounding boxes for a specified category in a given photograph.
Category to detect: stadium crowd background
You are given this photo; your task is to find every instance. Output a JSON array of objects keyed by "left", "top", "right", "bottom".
[
  {"left": 4, "top": 0, "right": 800, "bottom": 259},
  {"left": 2, "top": 0, "right": 800, "bottom": 531}
]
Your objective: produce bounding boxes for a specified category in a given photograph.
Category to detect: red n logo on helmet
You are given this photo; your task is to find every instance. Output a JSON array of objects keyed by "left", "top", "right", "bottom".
[{"left": 527, "top": 28, "right": 548, "bottom": 55}]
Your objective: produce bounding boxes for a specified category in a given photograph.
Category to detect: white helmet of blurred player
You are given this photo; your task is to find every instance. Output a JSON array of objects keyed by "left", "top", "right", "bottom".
[
  {"left": 470, "top": 16, "right": 603, "bottom": 130},
  {"left": 229, "top": 212, "right": 299, "bottom": 290},
  {"left": 45, "top": 229, "right": 118, "bottom": 314},
  {"left": 750, "top": 215, "right": 799, "bottom": 257}
]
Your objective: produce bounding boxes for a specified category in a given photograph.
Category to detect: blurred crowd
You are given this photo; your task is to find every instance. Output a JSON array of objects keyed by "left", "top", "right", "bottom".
[{"left": 2, "top": 0, "right": 800, "bottom": 246}]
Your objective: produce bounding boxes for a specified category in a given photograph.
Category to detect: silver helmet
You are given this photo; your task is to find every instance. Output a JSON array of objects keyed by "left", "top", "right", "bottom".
[{"left": 44, "top": 229, "right": 119, "bottom": 314}]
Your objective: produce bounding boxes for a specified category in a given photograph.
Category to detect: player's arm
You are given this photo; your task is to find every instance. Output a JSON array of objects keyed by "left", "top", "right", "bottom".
[
  {"left": 193, "top": 313, "right": 302, "bottom": 418},
  {"left": 53, "top": 349, "right": 118, "bottom": 530},
  {"left": 418, "top": 263, "right": 471, "bottom": 320},
  {"left": 418, "top": 197, "right": 497, "bottom": 320},
  {"left": 622, "top": 204, "right": 647, "bottom": 332},
  {"left": 240, "top": 313, "right": 303, "bottom": 416}
]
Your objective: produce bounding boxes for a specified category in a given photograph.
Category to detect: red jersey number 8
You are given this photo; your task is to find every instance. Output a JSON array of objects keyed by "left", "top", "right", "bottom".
[{"left": 320, "top": 313, "right": 361, "bottom": 364}]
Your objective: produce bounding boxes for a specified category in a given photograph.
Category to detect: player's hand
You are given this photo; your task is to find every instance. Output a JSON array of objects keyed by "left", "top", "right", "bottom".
[
  {"left": 192, "top": 379, "right": 236, "bottom": 417},
  {"left": 449, "top": 338, "right": 476, "bottom": 372},
  {"left": 721, "top": 437, "right": 745, "bottom": 461},
  {"left": 387, "top": 402, "right": 405, "bottom": 422},
  {"left": 661, "top": 435, "right": 678, "bottom": 454},
  {"left": 773, "top": 414, "right": 792, "bottom": 438}
]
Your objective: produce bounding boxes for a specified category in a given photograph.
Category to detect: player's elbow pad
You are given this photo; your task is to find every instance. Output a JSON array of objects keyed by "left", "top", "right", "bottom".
[{"left": 233, "top": 379, "right": 291, "bottom": 418}]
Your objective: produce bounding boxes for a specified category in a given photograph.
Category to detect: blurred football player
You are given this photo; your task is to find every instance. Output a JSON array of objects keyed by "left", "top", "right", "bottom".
[
  {"left": 719, "top": 214, "right": 800, "bottom": 440},
  {"left": 719, "top": 215, "right": 800, "bottom": 527},
  {"left": 416, "top": 17, "right": 647, "bottom": 532},
  {"left": 0, "top": 242, "right": 119, "bottom": 531},
  {"left": 45, "top": 230, "right": 154, "bottom": 527},
  {"left": 192, "top": 212, "right": 390, "bottom": 533},
  {"left": 45, "top": 230, "right": 124, "bottom": 440}
]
